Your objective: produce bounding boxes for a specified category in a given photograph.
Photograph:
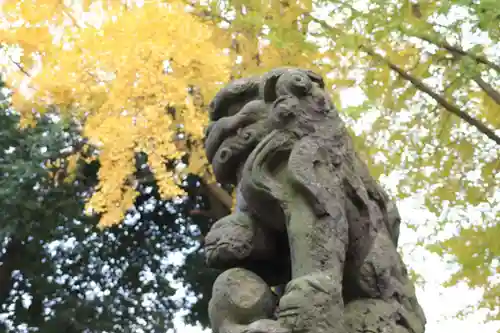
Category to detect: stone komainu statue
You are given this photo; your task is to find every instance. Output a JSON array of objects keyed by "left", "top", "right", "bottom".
[{"left": 203, "top": 68, "right": 426, "bottom": 333}]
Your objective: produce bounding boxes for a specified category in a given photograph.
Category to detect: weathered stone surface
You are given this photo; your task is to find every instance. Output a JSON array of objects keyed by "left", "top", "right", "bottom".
[{"left": 204, "top": 67, "right": 426, "bottom": 333}]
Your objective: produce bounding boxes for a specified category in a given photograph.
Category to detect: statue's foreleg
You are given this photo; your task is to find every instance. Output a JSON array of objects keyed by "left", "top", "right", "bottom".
[
  {"left": 278, "top": 210, "right": 348, "bottom": 333},
  {"left": 274, "top": 143, "right": 349, "bottom": 333}
]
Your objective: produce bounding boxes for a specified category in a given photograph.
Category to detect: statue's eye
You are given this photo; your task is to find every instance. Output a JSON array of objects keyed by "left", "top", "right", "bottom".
[
  {"left": 272, "top": 95, "right": 291, "bottom": 110},
  {"left": 272, "top": 95, "right": 298, "bottom": 124},
  {"left": 237, "top": 128, "right": 255, "bottom": 143},
  {"left": 292, "top": 73, "right": 306, "bottom": 84}
]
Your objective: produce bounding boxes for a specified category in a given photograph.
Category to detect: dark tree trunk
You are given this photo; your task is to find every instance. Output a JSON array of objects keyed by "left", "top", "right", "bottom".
[{"left": 0, "top": 238, "right": 24, "bottom": 308}]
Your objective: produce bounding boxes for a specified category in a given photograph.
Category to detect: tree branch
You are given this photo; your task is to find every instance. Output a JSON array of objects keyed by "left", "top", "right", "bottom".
[
  {"left": 306, "top": 14, "right": 500, "bottom": 144},
  {"left": 473, "top": 75, "right": 500, "bottom": 105},
  {"left": 8, "top": 56, "right": 31, "bottom": 77},
  {"left": 410, "top": 33, "right": 500, "bottom": 106},
  {"left": 190, "top": 172, "right": 232, "bottom": 221},
  {"left": 0, "top": 238, "right": 24, "bottom": 307},
  {"left": 363, "top": 46, "right": 500, "bottom": 145},
  {"left": 200, "top": 178, "right": 233, "bottom": 210},
  {"left": 414, "top": 34, "right": 500, "bottom": 74}
]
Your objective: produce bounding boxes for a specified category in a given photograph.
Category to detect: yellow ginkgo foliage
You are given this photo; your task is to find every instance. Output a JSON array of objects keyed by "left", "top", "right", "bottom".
[{"left": 1, "top": 0, "right": 231, "bottom": 227}]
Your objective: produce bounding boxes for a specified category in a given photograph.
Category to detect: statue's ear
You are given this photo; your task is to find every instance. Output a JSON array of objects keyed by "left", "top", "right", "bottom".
[
  {"left": 260, "top": 68, "right": 289, "bottom": 103},
  {"left": 260, "top": 68, "right": 325, "bottom": 103},
  {"left": 209, "top": 76, "right": 260, "bottom": 121}
]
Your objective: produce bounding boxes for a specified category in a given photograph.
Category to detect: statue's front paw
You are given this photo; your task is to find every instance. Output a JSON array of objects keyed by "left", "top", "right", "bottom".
[
  {"left": 209, "top": 268, "right": 278, "bottom": 333},
  {"left": 205, "top": 213, "right": 253, "bottom": 268},
  {"left": 242, "top": 319, "right": 290, "bottom": 333},
  {"left": 205, "top": 212, "right": 277, "bottom": 269}
]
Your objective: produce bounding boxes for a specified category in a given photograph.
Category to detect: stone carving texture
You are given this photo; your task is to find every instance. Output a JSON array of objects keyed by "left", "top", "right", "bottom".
[{"left": 203, "top": 68, "right": 426, "bottom": 333}]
